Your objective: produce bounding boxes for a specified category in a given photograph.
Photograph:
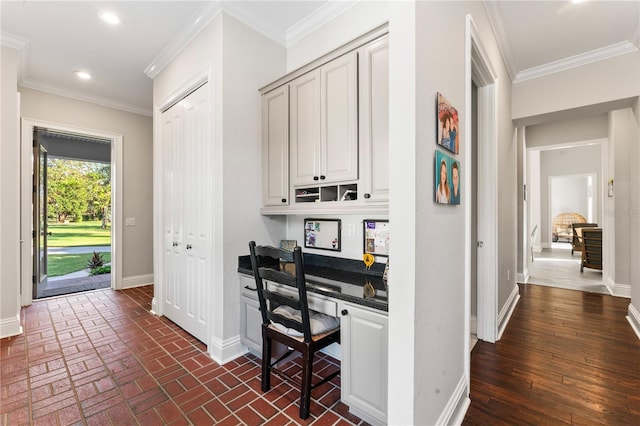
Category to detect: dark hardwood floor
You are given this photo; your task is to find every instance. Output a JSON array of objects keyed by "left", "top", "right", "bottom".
[{"left": 464, "top": 283, "right": 640, "bottom": 425}]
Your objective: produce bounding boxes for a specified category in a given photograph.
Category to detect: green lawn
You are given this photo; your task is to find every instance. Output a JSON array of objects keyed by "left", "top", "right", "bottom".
[
  {"left": 48, "top": 221, "right": 111, "bottom": 247},
  {"left": 48, "top": 252, "right": 111, "bottom": 277},
  {"left": 46, "top": 221, "right": 111, "bottom": 276}
]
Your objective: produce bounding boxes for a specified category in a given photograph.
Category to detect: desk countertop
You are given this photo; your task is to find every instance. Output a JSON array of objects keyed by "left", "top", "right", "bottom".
[{"left": 238, "top": 253, "right": 388, "bottom": 312}]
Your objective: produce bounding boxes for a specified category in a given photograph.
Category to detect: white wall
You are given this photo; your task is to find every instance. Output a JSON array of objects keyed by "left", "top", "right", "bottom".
[
  {"left": 20, "top": 88, "right": 154, "bottom": 279},
  {"left": 630, "top": 99, "right": 640, "bottom": 326},
  {"left": 286, "top": 1, "right": 389, "bottom": 72},
  {"left": 538, "top": 145, "right": 602, "bottom": 245},
  {"left": 610, "top": 108, "right": 638, "bottom": 292},
  {"left": 286, "top": 215, "right": 388, "bottom": 261},
  {"left": 0, "top": 46, "right": 22, "bottom": 338},
  {"left": 153, "top": 12, "right": 288, "bottom": 359},
  {"left": 513, "top": 51, "right": 640, "bottom": 121},
  {"left": 394, "top": 1, "right": 514, "bottom": 423},
  {"left": 550, "top": 176, "right": 593, "bottom": 222},
  {"left": 526, "top": 114, "right": 608, "bottom": 148}
]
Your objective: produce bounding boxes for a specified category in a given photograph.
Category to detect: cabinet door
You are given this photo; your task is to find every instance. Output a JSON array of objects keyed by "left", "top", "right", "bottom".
[
  {"left": 241, "top": 294, "right": 263, "bottom": 353},
  {"left": 321, "top": 51, "right": 358, "bottom": 184},
  {"left": 262, "top": 86, "right": 290, "bottom": 206},
  {"left": 341, "top": 302, "right": 388, "bottom": 424},
  {"left": 290, "top": 70, "right": 321, "bottom": 186},
  {"left": 360, "top": 36, "right": 389, "bottom": 203}
]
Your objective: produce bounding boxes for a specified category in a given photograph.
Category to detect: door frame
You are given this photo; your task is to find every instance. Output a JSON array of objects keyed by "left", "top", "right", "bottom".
[
  {"left": 20, "top": 118, "right": 123, "bottom": 305},
  {"left": 464, "top": 13, "right": 499, "bottom": 388}
]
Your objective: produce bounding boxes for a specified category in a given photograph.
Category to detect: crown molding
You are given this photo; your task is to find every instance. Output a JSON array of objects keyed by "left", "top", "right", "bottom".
[
  {"left": 1, "top": 32, "right": 28, "bottom": 50},
  {"left": 20, "top": 78, "right": 152, "bottom": 117},
  {"left": 1, "top": 32, "right": 29, "bottom": 83},
  {"left": 482, "top": 0, "right": 517, "bottom": 82},
  {"left": 144, "top": 0, "right": 360, "bottom": 79},
  {"left": 144, "top": 2, "right": 222, "bottom": 79},
  {"left": 514, "top": 41, "right": 638, "bottom": 83},
  {"left": 286, "top": 0, "right": 359, "bottom": 47},
  {"left": 222, "top": 1, "right": 286, "bottom": 46}
]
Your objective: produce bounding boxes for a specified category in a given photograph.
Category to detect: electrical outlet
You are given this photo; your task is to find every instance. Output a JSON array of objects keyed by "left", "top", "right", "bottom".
[
  {"left": 125, "top": 217, "right": 136, "bottom": 226},
  {"left": 348, "top": 224, "right": 356, "bottom": 237},
  {"left": 507, "top": 269, "right": 510, "bottom": 281}
]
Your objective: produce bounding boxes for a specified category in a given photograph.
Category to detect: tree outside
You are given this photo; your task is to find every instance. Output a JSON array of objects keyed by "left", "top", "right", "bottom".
[
  {"left": 46, "top": 158, "right": 112, "bottom": 277},
  {"left": 48, "top": 158, "right": 111, "bottom": 225}
]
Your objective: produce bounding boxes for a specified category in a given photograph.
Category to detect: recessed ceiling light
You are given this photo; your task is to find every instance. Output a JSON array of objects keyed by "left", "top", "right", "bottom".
[
  {"left": 75, "top": 71, "right": 92, "bottom": 80},
  {"left": 99, "top": 11, "right": 121, "bottom": 26}
]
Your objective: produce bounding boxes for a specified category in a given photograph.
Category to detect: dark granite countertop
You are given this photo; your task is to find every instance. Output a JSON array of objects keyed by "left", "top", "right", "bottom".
[{"left": 238, "top": 253, "right": 388, "bottom": 312}]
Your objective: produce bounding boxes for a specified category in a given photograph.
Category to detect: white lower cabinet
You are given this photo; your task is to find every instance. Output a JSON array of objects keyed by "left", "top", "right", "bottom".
[
  {"left": 340, "top": 301, "right": 388, "bottom": 425},
  {"left": 239, "top": 274, "right": 262, "bottom": 354},
  {"left": 238, "top": 274, "right": 388, "bottom": 424}
]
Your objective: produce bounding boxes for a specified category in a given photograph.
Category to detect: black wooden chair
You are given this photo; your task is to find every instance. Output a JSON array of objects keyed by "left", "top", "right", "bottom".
[
  {"left": 248, "top": 241, "right": 340, "bottom": 419},
  {"left": 571, "top": 222, "right": 598, "bottom": 255},
  {"left": 580, "top": 228, "right": 602, "bottom": 272}
]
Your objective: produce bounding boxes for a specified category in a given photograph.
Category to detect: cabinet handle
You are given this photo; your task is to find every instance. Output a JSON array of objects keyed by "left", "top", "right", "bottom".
[
  {"left": 186, "top": 244, "right": 192, "bottom": 250},
  {"left": 281, "top": 198, "right": 287, "bottom": 203},
  {"left": 313, "top": 176, "right": 319, "bottom": 181},
  {"left": 364, "top": 193, "right": 371, "bottom": 199},
  {"left": 172, "top": 242, "right": 179, "bottom": 247},
  {"left": 341, "top": 309, "right": 348, "bottom": 316},
  {"left": 320, "top": 175, "right": 326, "bottom": 180}
]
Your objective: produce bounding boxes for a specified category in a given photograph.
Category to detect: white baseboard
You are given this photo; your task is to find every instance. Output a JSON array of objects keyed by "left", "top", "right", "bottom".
[
  {"left": 517, "top": 272, "right": 529, "bottom": 283},
  {"left": 122, "top": 273, "right": 154, "bottom": 289},
  {"left": 497, "top": 284, "right": 520, "bottom": 341},
  {"left": 627, "top": 303, "right": 640, "bottom": 340},
  {"left": 436, "top": 374, "right": 470, "bottom": 426},
  {"left": 209, "top": 334, "right": 246, "bottom": 365},
  {"left": 606, "top": 277, "right": 631, "bottom": 298},
  {"left": 0, "top": 313, "right": 23, "bottom": 339}
]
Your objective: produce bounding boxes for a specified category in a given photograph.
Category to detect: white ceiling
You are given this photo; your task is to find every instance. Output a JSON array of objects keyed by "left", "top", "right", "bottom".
[{"left": 1, "top": 1, "right": 638, "bottom": 117}]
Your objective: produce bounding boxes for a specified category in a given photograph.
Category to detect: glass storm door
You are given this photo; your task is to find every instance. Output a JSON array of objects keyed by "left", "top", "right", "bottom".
[{"left": 33, "top": 133, "right": 48, "bottom": 297}]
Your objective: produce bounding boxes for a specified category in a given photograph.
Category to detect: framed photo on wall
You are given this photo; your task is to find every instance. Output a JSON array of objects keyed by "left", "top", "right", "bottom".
[
  {"left": 435, "top": 150, "right": 460, "bottom": 205},
  {"left": 436, "top": 92, "right": 459, "bottom": 155}
]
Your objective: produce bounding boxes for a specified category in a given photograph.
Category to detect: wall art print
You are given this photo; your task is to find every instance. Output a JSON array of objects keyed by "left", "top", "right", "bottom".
[
  {"left": 435, "top": 150, "right": 461, "bottom": 205},
  {"left": 437, "top": 92, "right": 459, "bottom": 154}
]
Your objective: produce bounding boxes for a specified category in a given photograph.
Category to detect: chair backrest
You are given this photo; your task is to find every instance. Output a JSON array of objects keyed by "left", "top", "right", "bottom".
[
  {"left": 572, "top": 222, "right": 598, "bottom": 245},
  {"left": 248, "top": 241, "right": 313, "bottom": 342},
  {"left": 581, "top": 228, "right": 603, "bottom": 270},
  {"left": 572, "top": 222, "right": 598, "bottom": 235}
]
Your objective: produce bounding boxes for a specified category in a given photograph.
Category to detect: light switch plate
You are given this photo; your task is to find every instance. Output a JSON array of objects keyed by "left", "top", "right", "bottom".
[{"left": 125, "top": 217, "right": 136, "bottom": 226}]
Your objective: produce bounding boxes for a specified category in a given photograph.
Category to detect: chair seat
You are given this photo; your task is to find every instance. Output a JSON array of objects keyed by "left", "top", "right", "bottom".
[{"left": 271, "top": 305, "right": 339, "bottom": 339}]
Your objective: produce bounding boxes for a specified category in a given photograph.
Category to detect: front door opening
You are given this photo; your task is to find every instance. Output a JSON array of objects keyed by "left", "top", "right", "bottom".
[{"left": 32, "top": 127, "right": 113, "bottom": 299}]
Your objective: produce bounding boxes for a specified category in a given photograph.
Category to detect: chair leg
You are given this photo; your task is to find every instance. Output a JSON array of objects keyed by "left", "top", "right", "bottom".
[
  {"left": 299, "top": 348, "right": 314, "bottom": 419},
  {"left": 261, "top": 331, "right": 272, "bottom": 392}
]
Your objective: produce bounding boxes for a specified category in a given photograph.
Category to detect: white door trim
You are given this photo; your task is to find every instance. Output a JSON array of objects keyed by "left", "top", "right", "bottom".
[
  {"left": 20, "top": 118, "right": 123, "bottom": 305},
  {"left": 464, "top": 13, "right": 499, "bottom": 392}
]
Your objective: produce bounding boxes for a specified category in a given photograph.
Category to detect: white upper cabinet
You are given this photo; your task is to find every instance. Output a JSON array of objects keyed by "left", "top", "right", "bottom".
[
  {"left": 289, "top": 70, "right": 321, "bottom": 186},
  {"left": 262, "top": 85, "right": 290, "bottom": 207},
  {"left": 290, "top": 51, "right": 358, "bottom": 186},
  {"left": 259, "top": 26, "right": 389, "bottom": 214},
  {"left": 359, "top": 36, "right": 389, "bottom": 203}
]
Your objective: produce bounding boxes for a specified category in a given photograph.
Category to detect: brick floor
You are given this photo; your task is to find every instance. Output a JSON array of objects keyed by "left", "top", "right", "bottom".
[{"left": 0, "top": 286, "right": 367, "bottom": 425}]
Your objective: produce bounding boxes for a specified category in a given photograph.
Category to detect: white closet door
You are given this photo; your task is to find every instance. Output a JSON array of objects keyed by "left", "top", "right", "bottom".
[
  {"left": 161, "top": 82, "right": 210, "bottom": 344},
  {"left": 162, "top": 100, "right": 185, "bottom": 328},
  {"left": 182, "top": 84, "right": 210, "bottom": 344}
]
